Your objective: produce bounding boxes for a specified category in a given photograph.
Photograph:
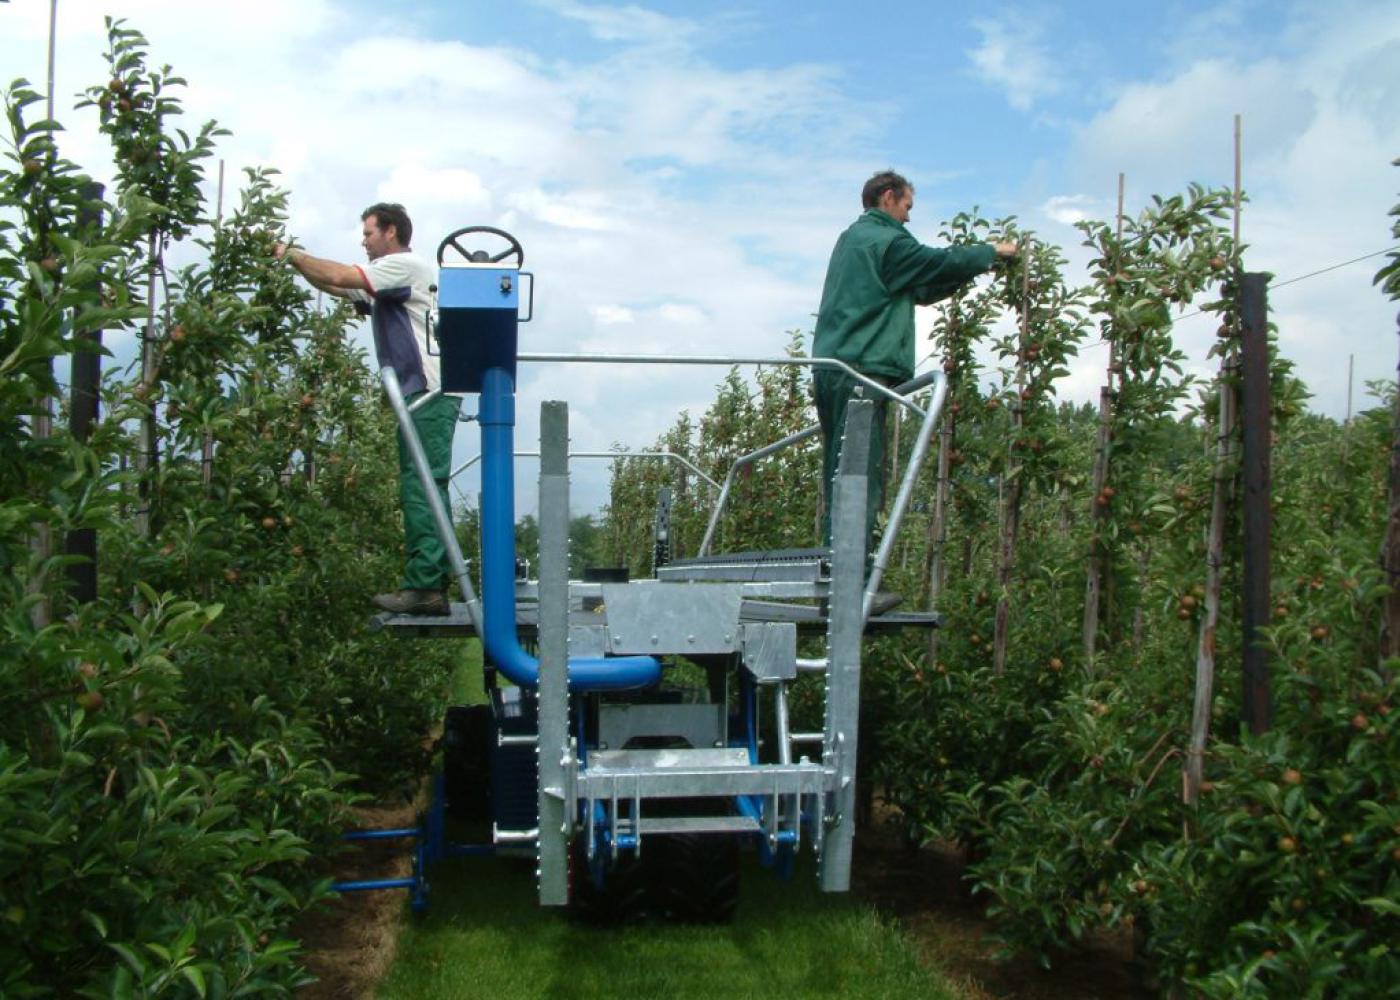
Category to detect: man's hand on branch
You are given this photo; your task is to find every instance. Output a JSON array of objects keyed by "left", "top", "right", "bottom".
[{"left": 992, "top": 241, "right": 1020, "bottom": 260}]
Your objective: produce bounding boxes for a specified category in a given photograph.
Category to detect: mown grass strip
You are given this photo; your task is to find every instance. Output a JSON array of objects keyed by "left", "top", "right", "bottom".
[
  {"left": 377, "top": 851, "right": 962, "bottom": 999},
  {"left": 449, "top": 639, "right": 488, "bottom": 706}
]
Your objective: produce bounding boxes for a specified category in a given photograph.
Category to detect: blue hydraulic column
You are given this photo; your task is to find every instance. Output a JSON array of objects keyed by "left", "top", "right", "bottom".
[{"left": 476, "top": 366, "right": 660, "bottom": 691}]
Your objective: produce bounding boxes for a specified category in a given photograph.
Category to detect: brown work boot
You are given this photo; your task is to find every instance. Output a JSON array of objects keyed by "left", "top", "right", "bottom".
[{"left": 371, "top": 589, "right": 450, "bottom": 616}]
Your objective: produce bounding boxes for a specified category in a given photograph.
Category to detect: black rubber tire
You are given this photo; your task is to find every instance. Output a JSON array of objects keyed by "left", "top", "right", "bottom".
[
  {"left": 567, "top": 838, "right": 652, "bottom": 926},
  {"left": 650, "top": 833, "right": 740, "bottom": 924},
  {"left": 442, "top": 705, "right": 491, "bottom": 821}
]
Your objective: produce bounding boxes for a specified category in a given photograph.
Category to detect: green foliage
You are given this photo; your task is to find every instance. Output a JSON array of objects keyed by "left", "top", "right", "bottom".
[
  {"left": 600, "top": 185, "right": 1399, "bottom": 996},
  {"left": 1375, "top": 157, "right": 1399, "bottom": 298},
  {"left": 1138, "top": 673, "right": 1400, "bottom": 996},
  {"left": 1, "top": 25, "right": 457, "bottom": 998},
  {"left": 603, "top": 330, "right": 820, "bottom": 572},
  {"left": 78, "top": 18, "right": 225, "bottom": 245}
]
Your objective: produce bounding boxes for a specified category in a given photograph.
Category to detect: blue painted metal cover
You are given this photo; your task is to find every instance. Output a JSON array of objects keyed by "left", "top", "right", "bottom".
[{"left": 437, "top": 266, "right": 520, "bottom": 392}]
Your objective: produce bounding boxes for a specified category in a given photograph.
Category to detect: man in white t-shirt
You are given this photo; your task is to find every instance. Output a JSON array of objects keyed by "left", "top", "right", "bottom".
[{"left": 275, "top": 203, "right": 460, "bottom": 615}]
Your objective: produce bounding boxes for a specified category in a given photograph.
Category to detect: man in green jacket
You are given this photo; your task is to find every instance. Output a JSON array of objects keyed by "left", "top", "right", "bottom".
[{"left": 814, "top": 171, "right": 1016, "bottom": 596}]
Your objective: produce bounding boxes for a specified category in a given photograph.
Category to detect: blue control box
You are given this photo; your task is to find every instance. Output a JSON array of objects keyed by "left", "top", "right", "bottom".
[{"left": 436, "top": 266, "right": 520, "bottom": 392}]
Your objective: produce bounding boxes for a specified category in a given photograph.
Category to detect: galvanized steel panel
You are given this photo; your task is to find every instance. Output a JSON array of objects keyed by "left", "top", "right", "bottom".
[{"left": 602, "top": 581, "right": 742, "bottom": 654}]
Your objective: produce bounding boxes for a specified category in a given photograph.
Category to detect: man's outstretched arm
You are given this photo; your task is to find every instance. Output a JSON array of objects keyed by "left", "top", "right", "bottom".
[{"left": 274, "top": 242, "right": 369, "bottom": 298}]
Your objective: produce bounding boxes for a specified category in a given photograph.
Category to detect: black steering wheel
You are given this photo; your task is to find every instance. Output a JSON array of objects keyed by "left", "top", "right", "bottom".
[{"left": 436, "top": 225, "right": 525, "bottom": 267}]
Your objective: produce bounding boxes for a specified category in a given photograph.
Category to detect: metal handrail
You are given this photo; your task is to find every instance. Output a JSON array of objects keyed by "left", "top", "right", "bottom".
[
  {"left": 862, "top": 374, "right": 946, "bottom": 620},
  {"left": 518, "top": 353, "right": 930, "bottom": 419},
  {"left": 461, "top": 354, "right": 946, "bottom": 626},
  {"left": 452, "top": 449, "right": 721, "bottom": 492},
  {"left": 697, "top": 369, "right": 941, "bottom": 558}
]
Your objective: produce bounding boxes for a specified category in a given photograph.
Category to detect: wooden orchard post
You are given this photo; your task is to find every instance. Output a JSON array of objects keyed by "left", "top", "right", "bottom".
[{"left": 1239, "top": 273, "right": 1273, "bottom": 734}]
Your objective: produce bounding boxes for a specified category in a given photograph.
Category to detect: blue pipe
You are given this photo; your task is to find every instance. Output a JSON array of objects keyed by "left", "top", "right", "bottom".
[
  {"left": 342, "top": 828, "right": 418, "bottom": 841},
  {"left": 332, "top": 878, "right": 417, "bottom": 892},
  {"left": 478, "top": 366, "right": 661, "bottom": 692}
]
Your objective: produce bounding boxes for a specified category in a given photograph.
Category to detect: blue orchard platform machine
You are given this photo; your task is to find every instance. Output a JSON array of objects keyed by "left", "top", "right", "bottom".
[{"left": 340, "top": 225, "right": 948, "bottom": 919}]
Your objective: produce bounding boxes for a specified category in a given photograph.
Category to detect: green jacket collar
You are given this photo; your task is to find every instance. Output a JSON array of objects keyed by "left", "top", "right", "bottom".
[{"left": 864, "top": 208, "right": 908, "bottom": 233}]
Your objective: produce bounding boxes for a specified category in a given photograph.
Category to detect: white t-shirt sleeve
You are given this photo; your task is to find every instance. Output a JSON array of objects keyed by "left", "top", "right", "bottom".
[{"left": 362, "top": 256, "right": 415, "bottom": 294}]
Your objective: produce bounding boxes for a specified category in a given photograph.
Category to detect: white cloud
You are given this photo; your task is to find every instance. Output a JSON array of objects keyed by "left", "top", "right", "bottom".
[
  {"left": 590, "top": 304, "right": 635, "bottom": 324},
  {"left": 0, "top": 0, "right": 872, "bottom": 515},
  {"left": 378, "top": 166, "right": 493, "bottom": 216},
  {"left": 6, "top": 0, "right": 1396, "bottom": 519},
  {"left": 968, "top": 14, "right": 1062, "bottom": 111},
  {"left": 507, "top": 187, "right": 618, "bottom": 231},
  {"left": 656, "top": 303, "right": 704, "bottom": 325},
  {"left": 1072, "top": 59, "right": 1318, "bottom": 193},
  {"left": 537, "top": 0, "right": 698, "bottom": 47},
  {"left": 1059, "top": 4, "right": 1400, "bottom": 422},
  {"left": 1041, "top": 194, "right": 1100, "bottom": 226}
]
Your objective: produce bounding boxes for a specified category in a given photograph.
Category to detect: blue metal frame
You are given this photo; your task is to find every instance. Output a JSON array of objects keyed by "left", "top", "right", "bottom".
[
  {"left": 733, "top": 673, "right": 797, "bottom": 876},
  {"left": 330, "top": 773, "right": 497, "bottom": 912}
]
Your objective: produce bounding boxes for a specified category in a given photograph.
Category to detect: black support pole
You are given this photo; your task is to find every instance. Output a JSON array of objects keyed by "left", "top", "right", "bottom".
[
  {"left": 64, "top": 183, "right": 104, "bottom": 605},
  {"left": 1239, "top": 272, "right": 1272, "bottom": 735}
]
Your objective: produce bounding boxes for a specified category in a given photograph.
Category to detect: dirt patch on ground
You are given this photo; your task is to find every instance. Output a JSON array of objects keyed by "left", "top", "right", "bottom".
[
  {"left": 293, "top": 802, "right": 418, "bottom": 1000},
  {"left": 851, "top": 811, "right": 1151, "bottom": 1000}
]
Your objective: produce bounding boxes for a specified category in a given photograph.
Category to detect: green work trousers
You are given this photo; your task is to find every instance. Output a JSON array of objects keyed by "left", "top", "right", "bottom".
[
  {"left": 815, "top": 368, "right": 891, "bottom": 553},
  {"left": 399, "top": 392, "right": 462, "bottom": 591}
]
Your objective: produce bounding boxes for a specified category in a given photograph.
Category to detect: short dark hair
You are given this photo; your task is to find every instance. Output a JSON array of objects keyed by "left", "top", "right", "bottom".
[
  {"left": 362, "top": 202, "right": 413, "bottom": 247},
  {"left": 861, "top": 170, "right": 912, "bottom": 209}
]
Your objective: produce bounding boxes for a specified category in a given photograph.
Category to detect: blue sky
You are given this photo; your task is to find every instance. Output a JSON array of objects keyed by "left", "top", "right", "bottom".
[{"left": 3, "top": 0, "right": 1398, "bottom": 516}]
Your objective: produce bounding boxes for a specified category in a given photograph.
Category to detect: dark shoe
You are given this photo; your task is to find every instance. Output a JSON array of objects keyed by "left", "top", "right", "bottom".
[
  {"left": 371, "top": 589, "right": 449, "bottom": 616},
  {"left": 868, "top": 591, "right": 904, "bottom": 617}
]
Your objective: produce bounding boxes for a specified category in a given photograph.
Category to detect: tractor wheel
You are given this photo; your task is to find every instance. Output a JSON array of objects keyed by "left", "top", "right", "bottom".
[
  {"left": 567, "top": 839, "right": 652, "bottom": 925},
  {"left": 651, "top": 833, "right": 740, "bottom": 924},
  {"left": 442, "top": 705, "right": 491, "bottom": 821}
]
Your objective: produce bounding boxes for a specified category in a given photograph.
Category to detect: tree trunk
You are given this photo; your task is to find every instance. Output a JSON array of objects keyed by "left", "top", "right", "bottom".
[
  {"left": 1381, "top": 312, "right": 1400, "bottom": 669},
  {"left": 1085, "top": 177, "right": 1127, "bottom": 675},
  {"left": 994, "top": 262, "right": 1031, "bottom": 675},
  {"left": 1082, "top": 378, "right": 1114, "bottom": 674},
  {"left": 135, "top": 235, "right": 160, "bottom": 539},
  {"left": 1239, "top": 274, "right": 1273, "bottom": 734},
  {"left": 925, "top": 413, "right": 953, "bottom": 666},
  {"left": 1132, "top": 546, "right": 1149, "bottom": 652},
  {"left": 1185, "top": 351, "right": 1237, "bottom": 806},
  {"left": 992, "top": 476, "right": 1023, "bottom": 675}
]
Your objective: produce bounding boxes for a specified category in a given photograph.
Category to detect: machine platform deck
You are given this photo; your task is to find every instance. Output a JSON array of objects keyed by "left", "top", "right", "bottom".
[{"left": 372, "top": 597, "right": 942, "bottom": 638}]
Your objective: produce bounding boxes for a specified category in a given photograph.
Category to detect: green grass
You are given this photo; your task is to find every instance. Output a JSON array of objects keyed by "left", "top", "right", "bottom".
[
  {"left": 398, "top": 641, "right": 960, "bottom": 997},
  {"left": 377, "top": 850, "right": 961, "bottom": 999},
  {"left": 449, "top": 640, "right": 488, "bottom": 706}
]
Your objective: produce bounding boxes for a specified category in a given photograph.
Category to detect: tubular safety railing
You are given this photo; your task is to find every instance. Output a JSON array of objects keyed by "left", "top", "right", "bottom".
[
  {"left": 431, "top": 354, "right": 948, "bottom": 627},
  {"left": 453, "top": 449, "right": 721, "bottom": 492},
  {"left": 695, "top": 369, "right": 941, "bottom": 559}
]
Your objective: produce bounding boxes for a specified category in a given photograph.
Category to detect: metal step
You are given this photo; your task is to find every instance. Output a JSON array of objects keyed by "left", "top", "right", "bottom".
[
  {"left": 578, "top": 756, "right": 831, "bottom": 799},
  {"left": 589, "top": 747, "right": 750, "bottom": 769},
  {"left": 740, "top": 600, "right": 945, "bottom": 631},
  {"left": 370, "top": 603, "right": 476, "bottom": 637},
  {"left": 658, "top": 547, "right": 830, "bottom": 584},
  {"left": 869, "top": 609, "right": 945, "bottom": 630},
  {"left": 636, "top": 815, "right": 762, "bottom": 835}
]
